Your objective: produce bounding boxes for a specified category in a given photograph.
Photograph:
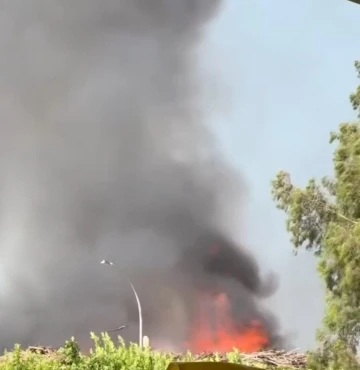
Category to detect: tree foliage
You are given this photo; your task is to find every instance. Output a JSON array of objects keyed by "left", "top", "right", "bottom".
[{"left": 272, "top": 61, "right": 360, "bottom": 369}]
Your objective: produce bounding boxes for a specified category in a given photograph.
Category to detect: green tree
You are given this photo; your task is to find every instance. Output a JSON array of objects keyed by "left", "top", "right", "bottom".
[{"left": 271, "top": 61, "right": 360, "bottom": 370}]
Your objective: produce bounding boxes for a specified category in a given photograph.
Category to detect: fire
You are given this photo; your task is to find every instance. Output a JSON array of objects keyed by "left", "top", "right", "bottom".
[{"left": 187, "top": 292, "right": 269, "bottom": 353}]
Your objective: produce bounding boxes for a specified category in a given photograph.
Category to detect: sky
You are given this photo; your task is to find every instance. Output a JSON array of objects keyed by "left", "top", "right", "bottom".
[{"left": 202, "top": 0, "right": 360, "bottom": 350}]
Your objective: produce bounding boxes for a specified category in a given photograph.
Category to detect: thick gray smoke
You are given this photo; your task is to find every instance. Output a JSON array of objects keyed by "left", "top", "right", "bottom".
[{"left": 0, "top": 0, "right": 283, "bottom": 352}]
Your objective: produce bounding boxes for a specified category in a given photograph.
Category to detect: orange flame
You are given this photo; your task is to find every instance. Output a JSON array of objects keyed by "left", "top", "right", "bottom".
[{"left": 188, "top": 292, "right": 269, "bottom": 353}]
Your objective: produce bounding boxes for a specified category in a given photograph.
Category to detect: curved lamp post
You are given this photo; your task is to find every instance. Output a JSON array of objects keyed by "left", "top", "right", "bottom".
[{"left": 100, "top": 259, "right": 143, "bottom": 348}]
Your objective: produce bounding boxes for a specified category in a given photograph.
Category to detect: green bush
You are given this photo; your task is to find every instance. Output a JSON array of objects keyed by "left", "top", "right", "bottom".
[{"left": 0, "top": 333, "right": 252, "bottom": 370}]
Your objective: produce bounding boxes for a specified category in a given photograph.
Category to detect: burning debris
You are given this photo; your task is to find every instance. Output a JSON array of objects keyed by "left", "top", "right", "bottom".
[
  {"left": 177, "top": 232, "right": 283, "bottom": 352},
  {"left": 101, "top": 231, "right": 284, "bottom": 353},
  {"left": 0, "top": 0, "right": 285, "bottom": 354},
  {"left": 188, "top": 293, "right": 269, "bottom": 353}
]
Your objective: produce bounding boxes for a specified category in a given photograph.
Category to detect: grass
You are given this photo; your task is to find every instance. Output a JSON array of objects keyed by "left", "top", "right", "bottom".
[{"left": 0, "top": 333, "right": 298, "bottom": 370}]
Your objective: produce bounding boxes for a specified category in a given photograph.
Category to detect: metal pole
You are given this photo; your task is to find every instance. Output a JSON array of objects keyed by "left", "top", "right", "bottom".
[
  {"left": 106, "top": 325, "right": 128, "bottom": 333},
  {"left": 100, "top": 259, "right": 143, "bottom": 348}
]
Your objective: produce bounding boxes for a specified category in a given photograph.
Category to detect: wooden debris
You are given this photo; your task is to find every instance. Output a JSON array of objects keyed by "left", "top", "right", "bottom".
[
  {"left": 27, "top": 346, "right": 58, "bottom": 356},
  {"left": 0, "top": 345, "right": 60, "bottom": 362},
  {"left": 172, "top": 350, "right": 307, "bottom": 368},
  {"left": 241, "top": 349, "right": 306, "bottom": 368}
]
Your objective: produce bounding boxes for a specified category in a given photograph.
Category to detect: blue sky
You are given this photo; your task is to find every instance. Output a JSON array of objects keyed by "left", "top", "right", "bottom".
[{"left": 204, "top": 0, "right": 360, "bottom": 349}]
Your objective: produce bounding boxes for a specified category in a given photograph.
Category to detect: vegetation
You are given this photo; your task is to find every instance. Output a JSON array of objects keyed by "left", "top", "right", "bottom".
[
  {"left": 271, "top": 61, "right": 360, "bottom": 370},
  {"left": 0, "top": 333, "right": 295, "bottom": 370}
]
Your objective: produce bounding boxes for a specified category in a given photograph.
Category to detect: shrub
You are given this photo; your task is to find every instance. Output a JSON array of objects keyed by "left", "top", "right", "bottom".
[{"left": 0, "top": 334, "right": 296, "bottom": 370}]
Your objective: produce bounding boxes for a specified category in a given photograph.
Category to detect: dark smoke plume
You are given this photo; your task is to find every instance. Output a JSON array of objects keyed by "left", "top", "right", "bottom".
[{"left": 0, "top": 0, "right": 283, "bottom": 351}]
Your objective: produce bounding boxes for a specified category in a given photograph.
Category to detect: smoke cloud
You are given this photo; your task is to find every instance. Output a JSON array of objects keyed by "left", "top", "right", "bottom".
[{"left": 0, "top": 0, "right": 283, "bottom": 351}]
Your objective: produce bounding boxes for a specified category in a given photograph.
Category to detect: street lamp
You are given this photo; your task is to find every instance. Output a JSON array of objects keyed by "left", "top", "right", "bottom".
[
  {"left": 100, "top": 260, "right": 143, "bottom": 348},
  {"left": 347, "top": 0, "right": 360, "bottom": 5}
]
